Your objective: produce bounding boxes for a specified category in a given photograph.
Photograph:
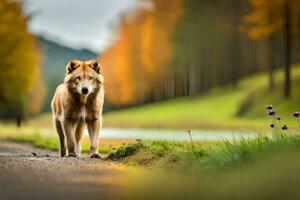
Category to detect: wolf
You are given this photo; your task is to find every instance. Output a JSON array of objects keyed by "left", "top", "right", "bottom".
[{"left": 51, "top": 59, "right": 104, "bottom": 158}]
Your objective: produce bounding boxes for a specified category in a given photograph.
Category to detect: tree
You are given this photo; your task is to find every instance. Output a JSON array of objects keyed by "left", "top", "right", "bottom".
[
  {"left": 101, "top": 0, "right": 183, "bottom": 108},
  {"left": 0, "top": 0, "right": 41, "bottom": 120},
  {"left": 242, "top": 0, "right": 300, "bottom": 98}
]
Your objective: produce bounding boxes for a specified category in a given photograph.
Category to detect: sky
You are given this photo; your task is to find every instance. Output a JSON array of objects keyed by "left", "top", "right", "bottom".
[{"left": 23, "top": 0, "right": 140, "bottom": 53}]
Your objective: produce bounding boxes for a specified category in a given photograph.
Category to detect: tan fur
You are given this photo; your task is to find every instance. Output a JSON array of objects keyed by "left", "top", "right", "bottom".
[{"left": 51, "top": 59, "right": 104, "bottom": 158}]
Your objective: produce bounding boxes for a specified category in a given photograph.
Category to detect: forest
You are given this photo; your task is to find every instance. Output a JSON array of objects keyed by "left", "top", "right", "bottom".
[{"left": 102, "top": 0, "right": 300, "bottom": 109}]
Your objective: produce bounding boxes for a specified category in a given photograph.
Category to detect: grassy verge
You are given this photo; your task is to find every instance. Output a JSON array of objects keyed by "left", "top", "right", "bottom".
[
  {"left": 0, "top": 124, "right": 136, "bottom": 155},
  {"left": 102, "top": 129, "right": 300, "bottom": 170}
]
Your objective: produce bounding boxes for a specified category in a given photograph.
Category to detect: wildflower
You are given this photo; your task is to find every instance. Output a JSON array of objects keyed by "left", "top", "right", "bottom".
[
  {"left": 270, "top": 124, "right": 275, "bottom": 128},
  {"left": 276, "top": 116, "right": 281, "bottom": 121},
  {"left": 281, "top": 125, "right": 288, "bottom": 130},
  {"left": 268, "top": 110, "right": 276, "bottom": 116},
  {"left": 266, "top": 105, "right": 273, "bottom": 110},
  {"left": 293, "top": 112, "right": 300, "bottom": 118}
]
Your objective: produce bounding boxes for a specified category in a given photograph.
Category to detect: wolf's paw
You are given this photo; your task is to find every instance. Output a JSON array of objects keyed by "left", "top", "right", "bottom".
[
  {"left": 60, "top": 152, "right": 67, "bottom": 157},
  {"left": 90, "top": 153, "right": 101, "bottom": 159},
  {"left": 67, "top": 153, "right": 77, "bottom": 157}
]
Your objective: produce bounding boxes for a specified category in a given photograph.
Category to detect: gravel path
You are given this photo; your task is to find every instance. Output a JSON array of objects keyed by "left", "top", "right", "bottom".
[{"left": 0, "top": 141, "right": 124, "bottom": 200}]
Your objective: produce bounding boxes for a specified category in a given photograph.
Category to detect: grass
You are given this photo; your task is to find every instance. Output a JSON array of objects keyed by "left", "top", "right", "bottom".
[
  {"left": 103, "top": 66, "right": 300, "bottom": 129},
  {"left": 106, "top": 139, "right": 145, "bottom": 160},
  {"left": 202, "top": 132, "right": 300, "bottom": 170},
  {"left": 111, "top": 130, "right": 300, "bottom": 170},
  {"left": 0, "top": 124, "right": 136, "bottom": 155},
  {"left": 8, "top": 133, "right": 59, "bottom": 150}
]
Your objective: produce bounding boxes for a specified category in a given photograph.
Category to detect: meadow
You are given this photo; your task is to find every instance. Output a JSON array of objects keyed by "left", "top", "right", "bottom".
[{"left": 104, "top": 67, "right": 300, "bottom": 130}]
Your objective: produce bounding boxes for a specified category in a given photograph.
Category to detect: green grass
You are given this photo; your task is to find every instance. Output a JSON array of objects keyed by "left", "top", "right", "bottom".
[
  {"left": 104, "top": 67, "right": 300, "bottom": 129},
  {"left": 106, "top": 139, "right": 145, "bottom": 160},
  {"left": 11, "top": 134, "right": 113, "bottom": 154},
  {"left": 202, "top": 132, "right": 300, "bottom": 170},
  {"left": 109, "top": 130, "right": 300, "bottom": 170},
  {"left": 2, "top": 130, "right": 147, "bottom": 157},
  {"left": 0, "top": 125, "right": 111, "bottom": 154},
  {"left": 8, "top": 133, "right": 59, "bottom": 150}
]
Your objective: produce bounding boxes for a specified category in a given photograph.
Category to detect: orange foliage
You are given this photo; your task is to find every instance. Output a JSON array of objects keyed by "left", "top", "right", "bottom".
[
  {"left": 242, "top": 0, "right": 300, "bottom": 40},
  {"left": 101, "top": 0, "right": 183, "bottom": 107}
]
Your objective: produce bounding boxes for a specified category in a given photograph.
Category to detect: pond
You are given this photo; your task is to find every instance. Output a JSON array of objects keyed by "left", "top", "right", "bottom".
[{"left": 99, "top": 128, "right": 257, "bottom": 141}]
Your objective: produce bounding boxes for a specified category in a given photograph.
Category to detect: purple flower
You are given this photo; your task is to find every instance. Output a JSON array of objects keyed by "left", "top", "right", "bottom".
[
  {"left": 268, "top": 110, "right": 276, "bottom": 116},
  {"left": 266, "top": 105, "right": 273, "bottom": 110},
  {"left": 270, "top": 124, "right": 275, "bottom": 128},
  {"left": 293, "top": 112, "right": 300, "bottom": 118},
  {"left": 282, "top": 125, "right": 288, "bottom": 130},
  {"left": 276, "top": 116, "right": 281, "bottom": 121}
]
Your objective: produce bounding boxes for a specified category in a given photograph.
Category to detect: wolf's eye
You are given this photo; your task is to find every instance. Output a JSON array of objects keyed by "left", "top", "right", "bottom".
[
  {"left": 76, "top": 76, "right": 81, "bottom": 81},
  {"left": 89, "top": 76, "right": 94, "bottom": 81}
]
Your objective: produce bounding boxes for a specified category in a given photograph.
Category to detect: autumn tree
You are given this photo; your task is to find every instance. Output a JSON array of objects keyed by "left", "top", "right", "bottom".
[
  {"left": 101, "top": 0, "right": 183, "bottom": 108},
  {"left": 102, "top": 19, "right": 137, "bottom": 107},
  {"left": 242, "top": 0, "right": 300, "bottom": 98},
  {"left": 0, "top": 0, "right": 42, "bottom": 120}
]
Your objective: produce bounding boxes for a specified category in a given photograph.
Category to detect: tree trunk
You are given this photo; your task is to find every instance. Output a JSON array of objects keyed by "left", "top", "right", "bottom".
[
  {"left": 16, "top": 115, "right": 21, "bottom": 127},
  {"left": 165, "top": 69, "right": 175, "bottom": 99},
  {"left": 283, "top": 1, "right": 291, "bottom": 98},
  {"left": 230, "top": 0, "right": 241, "bottom": 87},
  {"left": 269, "top": 35, "right": 276, "bottom": 89}
]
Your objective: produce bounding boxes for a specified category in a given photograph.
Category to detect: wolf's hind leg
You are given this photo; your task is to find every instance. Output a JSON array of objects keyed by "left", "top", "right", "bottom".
[{"left": 55, "top": 119, "right": 66, "bottom": 157}]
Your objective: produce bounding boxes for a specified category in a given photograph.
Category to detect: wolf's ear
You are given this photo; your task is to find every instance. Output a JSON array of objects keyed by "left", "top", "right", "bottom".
[
  {"left": 66, "top": 60, "right": 80, "bottom": 74},
  {"left": 89, "top": 60, "right": 102, "bottom": 74}
]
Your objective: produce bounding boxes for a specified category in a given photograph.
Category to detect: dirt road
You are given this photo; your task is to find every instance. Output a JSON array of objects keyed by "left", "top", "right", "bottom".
[{"left": 0, "top": 141, "right": 124, "bottom": 200}]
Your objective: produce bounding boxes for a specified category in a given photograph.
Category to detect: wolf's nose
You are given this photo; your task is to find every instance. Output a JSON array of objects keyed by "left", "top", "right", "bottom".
[{"left": 81, "top": 87, "right": 89, "bottom": 95}]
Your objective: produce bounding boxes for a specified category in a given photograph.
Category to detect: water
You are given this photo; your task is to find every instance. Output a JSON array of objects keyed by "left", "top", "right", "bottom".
[{"left": 98, "top": 128, "right": 257, "bottom": 141}]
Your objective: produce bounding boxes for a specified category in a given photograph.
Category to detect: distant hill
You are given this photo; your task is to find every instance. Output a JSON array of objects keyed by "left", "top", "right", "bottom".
[{"left": 37, "top": 37, "right": 98, "bottom": 112}]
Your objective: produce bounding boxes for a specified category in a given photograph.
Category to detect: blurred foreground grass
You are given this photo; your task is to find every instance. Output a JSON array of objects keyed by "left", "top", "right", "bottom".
[
  {"left": 119, "top": 149, "right": 300, "bottom": 200},
  {"left": 104, "top": 67, "right": 300, "bottom": 129}
]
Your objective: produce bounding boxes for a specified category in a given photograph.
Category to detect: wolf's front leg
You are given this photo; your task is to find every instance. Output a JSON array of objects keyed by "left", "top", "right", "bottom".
[
  {"left": 54, "top": 119, "right": 67, "bottom": 157},
  {"left": 87, "top": 119, "right": 101, "bottom": 158},
  {"left": 63, "top": 120, "right": 77, "bottom": 157}
]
